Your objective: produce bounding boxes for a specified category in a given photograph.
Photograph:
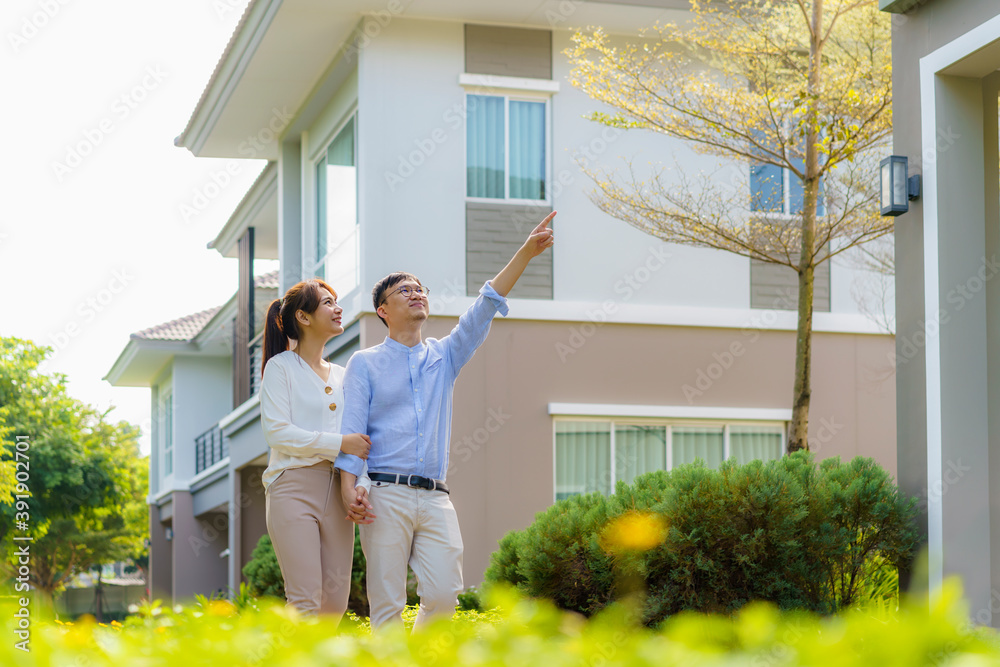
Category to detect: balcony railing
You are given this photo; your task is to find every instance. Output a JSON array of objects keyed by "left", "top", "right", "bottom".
[
  {"left": 249, "top": 336, "right": 263, "bottom": 398},
  {"left": 194, "top": 423, "right": 228, "bottom": 474}
]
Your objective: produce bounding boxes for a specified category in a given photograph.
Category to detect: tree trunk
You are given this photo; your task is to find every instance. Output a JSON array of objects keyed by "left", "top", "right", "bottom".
[
  {"left": 787, "top": 0, "right": 825, "bottom": 453},
  {"left": 788, "top": 263, "right": 815, "bottom": 452}
]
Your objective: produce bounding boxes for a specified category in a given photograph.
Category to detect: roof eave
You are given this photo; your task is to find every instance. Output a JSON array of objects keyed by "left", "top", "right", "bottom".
[
  {"left": 207, "top": 161, "right": 278, "bottom": 258},
  {"left": 175, "top": 0, "right": 283, "bottom": 155},
  {"left": 104, "top": 337, "right": 199, "bottom": 388}
]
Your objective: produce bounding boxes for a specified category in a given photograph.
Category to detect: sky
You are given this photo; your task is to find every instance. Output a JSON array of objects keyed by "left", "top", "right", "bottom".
[{"left": 2, "top": 0, "right": 266, "bottom": 454}]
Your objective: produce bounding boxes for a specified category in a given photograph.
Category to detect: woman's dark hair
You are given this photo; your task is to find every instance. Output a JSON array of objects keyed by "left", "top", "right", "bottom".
[
  {"left": 372, "top": 272, "right": 420, "bottom": 327},
  {"left": 262, "top": 278, "right": 338, "bottom": 375}
]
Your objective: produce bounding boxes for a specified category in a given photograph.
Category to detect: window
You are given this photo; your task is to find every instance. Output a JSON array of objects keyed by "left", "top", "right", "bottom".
[
  {"left": 467, "top": 94, "right": 547, "bottom": 202},
  {"left": 554, "top": 419, "right": 784, "bottom": 501},
  {"left": 162, "top": 391, "right": 173, "bottom": 477},
  {"left": 751, "top": 160, "right": 825, "bottom": 216},
  {"left": 314, "top": 115, "right": 359, "bottom": 295}
]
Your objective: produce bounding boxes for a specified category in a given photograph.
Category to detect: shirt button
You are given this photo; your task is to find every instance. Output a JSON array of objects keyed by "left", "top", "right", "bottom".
[
  {"left": 419, "top": 458, "right": 423, "bottom": 462},
  {"left": 419, "top": 433, "right": 423, "bottom": 436},
  {"left": 325, "top": 386, "right": 333, "bottom": 395},
  {"left": 329, "top": 403, "right": 337, "bottom": 411}
]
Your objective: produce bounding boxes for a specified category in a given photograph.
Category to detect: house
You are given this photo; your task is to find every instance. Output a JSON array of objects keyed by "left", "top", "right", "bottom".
[
  {"left": 107, "top": 0, "right": 895, "bottom": 604},
  {"left": 881, "top": 0, "right": 1000, "bottom": 626}
]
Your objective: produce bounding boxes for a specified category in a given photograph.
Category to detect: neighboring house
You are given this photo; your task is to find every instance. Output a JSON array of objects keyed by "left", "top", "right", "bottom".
[
  {"left": 881, "top": 0, "right": 1000, "bottom": 626},
  {"left": 108, "top": 0, "right": 896, "bottom": 604},
  {"left": 105, "top": 270, "right": 278, "bottom": 602}
]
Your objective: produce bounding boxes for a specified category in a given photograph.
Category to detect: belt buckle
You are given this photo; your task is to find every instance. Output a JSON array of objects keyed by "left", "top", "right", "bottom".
[{"left": 406, "top": 474, "right": 422, "bottom": 489}]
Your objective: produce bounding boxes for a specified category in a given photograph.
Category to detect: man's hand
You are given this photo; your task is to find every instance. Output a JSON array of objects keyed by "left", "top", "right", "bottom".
[
  {"left": 492, "top": 211, "right": 557, "bottom": 296},
  {"left": 342, "top": 484, "right": 375, "bottom": 524},
  {"left": 521, "top": 211, "right": 555, "bottom": 259}
]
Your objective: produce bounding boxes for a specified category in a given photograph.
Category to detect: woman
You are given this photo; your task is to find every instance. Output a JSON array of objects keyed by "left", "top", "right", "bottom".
[{"left": 259, "top": 278, "right": 372, "bottom": 620}]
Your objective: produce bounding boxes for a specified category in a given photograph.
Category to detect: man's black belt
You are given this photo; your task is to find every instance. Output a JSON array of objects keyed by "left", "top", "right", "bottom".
[{"left": 368, "top": 472, "right": 449, "bottom": 494}]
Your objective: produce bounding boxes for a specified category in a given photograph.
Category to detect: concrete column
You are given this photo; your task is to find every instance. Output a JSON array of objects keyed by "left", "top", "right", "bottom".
[
  {"left": 228, "top": 467, "right": 241, "bottom": 594},
  {"left": 148, "top": 504, "right": 171, "bottom": 601},
  {"left": 278, "top": 140, "right": 303, "bottom": 293},
  {"left": 239, "top": 466, "right": 269, "bottom": 581},
  {"left": 171, "top": 492, "right": 229, "bottom": 601},
  {"left": 933, "top": 73, "right": 991, "bottom": 622}
]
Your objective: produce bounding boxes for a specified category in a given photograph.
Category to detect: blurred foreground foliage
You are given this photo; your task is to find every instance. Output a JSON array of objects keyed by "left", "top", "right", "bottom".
[{"left": 2, "top": 578, "right": 999, "bottom": 666}]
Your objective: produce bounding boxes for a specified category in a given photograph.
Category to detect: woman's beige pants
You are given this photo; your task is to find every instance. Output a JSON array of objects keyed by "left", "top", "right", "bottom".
[{"left": 265, "top": 462, "right": 354, "bottom": 619}]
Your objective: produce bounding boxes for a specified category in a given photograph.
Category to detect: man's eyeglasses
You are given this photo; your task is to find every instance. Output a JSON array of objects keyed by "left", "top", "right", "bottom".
[{"left": 382, "top": 284, "right": 430, "bottom": 304}]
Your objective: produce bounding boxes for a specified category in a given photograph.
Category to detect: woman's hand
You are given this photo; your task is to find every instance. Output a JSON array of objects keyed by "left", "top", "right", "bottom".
[
  {"left": 340, "top": 479, "right": 375, "bottom": 524},
  {"left": 341, "top": 433, "right": 372, "bottom": 459}
]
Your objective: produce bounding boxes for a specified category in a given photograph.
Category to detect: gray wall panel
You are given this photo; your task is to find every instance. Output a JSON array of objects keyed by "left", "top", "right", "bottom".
[
  {"left": 466, "top": 202, "right": 552, "bottom": 299},
  {"left": 465, "top": 25, "right": 551, "bottom": 79},
  {"left": 750, "top": 258, "right": 830, "bottom": 312}
]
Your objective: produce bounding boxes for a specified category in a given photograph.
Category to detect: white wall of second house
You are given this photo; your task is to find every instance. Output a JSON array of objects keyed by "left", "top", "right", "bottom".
[
  {"left": 168, "top": 355, "right": 232, "bottom": 482},
  {"left": 329, "top": 16, "right": 883, "bottom": 320},
  {"left": 549, "top": 29, "right": 752, "bottom": 310},
  {"left": 358, "top": 17, "right": 469, "bottom": 297}
]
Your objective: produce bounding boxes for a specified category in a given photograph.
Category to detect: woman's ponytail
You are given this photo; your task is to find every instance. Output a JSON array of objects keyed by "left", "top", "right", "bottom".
[{"left": 261, "top": 299, "right": 287, "bottom": 375}]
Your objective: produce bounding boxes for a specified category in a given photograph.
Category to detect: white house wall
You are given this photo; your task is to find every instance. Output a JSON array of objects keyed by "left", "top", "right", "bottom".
[
  {"left": 358, "top": 18, "right": 469, "bottom": 299},
  {"left": 169, "top": 356, "right": 232, "bottom": 481},
  {"left": 323, "top": 17, "right": 881, "bottom": 323}
]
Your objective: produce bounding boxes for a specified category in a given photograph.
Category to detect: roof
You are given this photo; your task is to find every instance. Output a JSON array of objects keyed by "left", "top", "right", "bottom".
[
  {"left": 132, "top": 307, "right": 222, "bottom": 342},
  {"left": 130, "top": 270, "right": 279, "bottom": 342}
]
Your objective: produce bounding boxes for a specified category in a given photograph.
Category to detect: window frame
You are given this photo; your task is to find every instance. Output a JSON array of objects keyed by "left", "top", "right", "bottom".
[
  {"left": 311, "top": 111, "right": 360, "bottom": 295},
  {"left": 551, "top": 416, "right": 787, "bottom": 503},
  {"left": 750, "top": 160, "right": 826, "bottom": 218},
  {"left": 161, "top": 389, "right": 174, "bottom": 478},
  {"left": 463, "top": 90, "right": 552, "bottom": 206}
]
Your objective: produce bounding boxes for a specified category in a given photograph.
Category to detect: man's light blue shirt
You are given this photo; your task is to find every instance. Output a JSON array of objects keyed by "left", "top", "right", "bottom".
[{"left": 335, "top": 281, "right": 508, "bottom": 481}]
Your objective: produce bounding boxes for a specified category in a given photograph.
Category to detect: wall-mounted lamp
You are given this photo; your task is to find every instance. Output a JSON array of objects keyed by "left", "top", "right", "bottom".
[
  {"left": 165, "top": 527, "right": 173, "bottom": 542},
  {"left": 880, "top": 155, "right": 921, "bottom": 216}
]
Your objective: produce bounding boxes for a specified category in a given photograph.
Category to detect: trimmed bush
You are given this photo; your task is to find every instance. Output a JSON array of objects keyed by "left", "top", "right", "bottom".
[{"left": 485, "top": 452, "right": 918, "bottom": 623}]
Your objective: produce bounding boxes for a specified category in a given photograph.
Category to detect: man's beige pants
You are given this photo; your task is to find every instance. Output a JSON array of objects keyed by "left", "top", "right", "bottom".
[
  {"left": 265, "top": 462, "right": 354, "bottom": 619},
  {"left": 359, "top": 482, "right": 464, "bottom": 630}
]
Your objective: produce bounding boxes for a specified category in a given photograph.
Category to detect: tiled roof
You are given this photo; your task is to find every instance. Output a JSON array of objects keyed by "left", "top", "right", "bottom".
[
  {"left": 132, "top": 271, "right": 278, "bottom": 342},
  {"left": 132, "top": 307, "right": 221, "bottom": 342},
  {"left": 255, "top": 270, "right": 278, "bottom": 289}
]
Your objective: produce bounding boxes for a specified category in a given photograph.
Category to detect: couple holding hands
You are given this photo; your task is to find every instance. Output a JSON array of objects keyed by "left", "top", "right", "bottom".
[{"left": 258, "top": 213, "right": 555, "bottom": 630}]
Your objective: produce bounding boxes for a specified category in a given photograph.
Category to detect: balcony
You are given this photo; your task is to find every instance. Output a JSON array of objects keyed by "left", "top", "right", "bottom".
[
  {"left": 249, "top": 332, "right": 263, "bottom": 398},
  {"left": 195, "top": 423, "right": 228, "bottom": 474}
]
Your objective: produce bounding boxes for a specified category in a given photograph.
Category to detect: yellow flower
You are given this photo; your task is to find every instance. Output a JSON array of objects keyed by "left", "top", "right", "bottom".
[
  {"left": 600, "top": 511, "right": 668, "bottom": 553},
  {"left": 207, "top": 600, "right": 236, "bottom": 616}
]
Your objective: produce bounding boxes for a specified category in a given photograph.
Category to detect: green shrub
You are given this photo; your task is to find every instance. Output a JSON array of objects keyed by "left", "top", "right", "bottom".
[
  {"left": 485, "top": 452, "right": 918, "bottom": 623},
  {"left": 242, "top": 529, "right": 419, "bottom": 616},
  {"left": 241, "top": 534, "right": 284, "bottom": 599},
  {"left": 457, "top": 587, "right": 483, "bottom": 612}
]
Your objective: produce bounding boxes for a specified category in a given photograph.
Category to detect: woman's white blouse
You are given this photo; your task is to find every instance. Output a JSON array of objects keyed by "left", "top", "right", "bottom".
[{"left": 260, "top": 350, "right": 367, "bottom": 490}]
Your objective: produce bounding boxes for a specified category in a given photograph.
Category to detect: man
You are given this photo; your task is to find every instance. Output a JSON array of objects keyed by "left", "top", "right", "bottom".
[{"left": 336, "top": 212, "right": 555, "bottom": 629}]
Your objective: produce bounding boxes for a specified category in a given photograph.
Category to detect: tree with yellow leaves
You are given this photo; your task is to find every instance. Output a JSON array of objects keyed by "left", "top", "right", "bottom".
[{"left": 567, "top": 0, "right": 892, "bottom": 452}]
